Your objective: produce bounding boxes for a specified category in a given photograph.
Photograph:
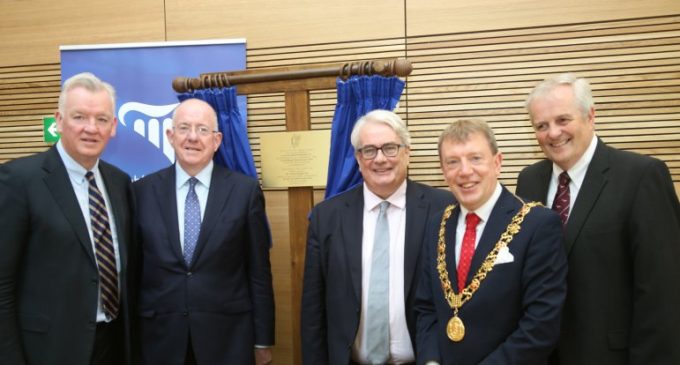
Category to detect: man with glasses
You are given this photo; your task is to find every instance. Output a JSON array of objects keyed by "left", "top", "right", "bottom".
[
  {"left": 301, "top": 109, "right": 454, "bottom": 365},
  {"left": 132, "top": 98, "right": 275, "bottom": 365}
]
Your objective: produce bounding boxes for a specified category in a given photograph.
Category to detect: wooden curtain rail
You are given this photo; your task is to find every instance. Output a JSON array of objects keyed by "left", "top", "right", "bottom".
[{"left": 172, "top": 58, "right": 413, "bottom": 93}]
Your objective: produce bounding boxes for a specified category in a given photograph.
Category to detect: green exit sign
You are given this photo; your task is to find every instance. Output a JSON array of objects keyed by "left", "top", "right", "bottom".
[{"left": 43, "top": 116, "right": 59, "bottom": 143}]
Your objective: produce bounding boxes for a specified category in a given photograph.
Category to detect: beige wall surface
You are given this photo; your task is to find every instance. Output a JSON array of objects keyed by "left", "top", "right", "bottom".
[
  {"left": 165, "top": 0, "right": 405, "bottom": 47},
  {"left": 408, "top": 0, "right": 680, "bottom": 36},
  {"left": 0, "top": 0, "right": 165, "bottom": 67}
]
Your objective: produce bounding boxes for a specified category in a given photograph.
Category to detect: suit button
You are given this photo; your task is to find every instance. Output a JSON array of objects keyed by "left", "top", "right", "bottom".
[
  {"left": 183, "top": 311, "right": 188, "bottom": 316},
  {"left": 187, "top": 272, "right": 192, "bottom": 277}
]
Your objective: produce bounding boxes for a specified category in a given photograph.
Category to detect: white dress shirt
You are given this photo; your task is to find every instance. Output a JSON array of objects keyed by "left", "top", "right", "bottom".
[
  {"left": 352, "top": 180, "right": 414, "bottom": 364},
  {"left": 175, "top": 161, "right": 213, "bottom": 252},
  {"left": 546, "top": 134, "right": 598, "bottom": 210},
  {"left": 57, "top": 140, "right": 121, "bottom": 323}
]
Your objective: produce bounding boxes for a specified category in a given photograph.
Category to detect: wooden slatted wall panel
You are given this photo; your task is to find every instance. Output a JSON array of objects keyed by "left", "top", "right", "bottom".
[
  {"left": 1, "top": 16, "right": 678, "bottom": 193},
  {"left": 0, "top": 64, "right": 60, "bottom": 163},
  {"left": 406, "top": 15, "right": 680, "bottom": 190}
]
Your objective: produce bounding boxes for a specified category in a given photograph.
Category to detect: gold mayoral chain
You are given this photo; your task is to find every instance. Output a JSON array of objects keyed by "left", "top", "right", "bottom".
[{"left": 436, "top": 201, "right": 540, "bottom": 342}]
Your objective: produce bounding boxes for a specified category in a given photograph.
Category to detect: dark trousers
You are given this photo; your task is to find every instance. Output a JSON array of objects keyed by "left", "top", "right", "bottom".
[
  {"left": 91, "top": 319, "right": 123, "bottom": 365},
  {"left": 185, "top": 335, "right": 198, "bottom": 365}
]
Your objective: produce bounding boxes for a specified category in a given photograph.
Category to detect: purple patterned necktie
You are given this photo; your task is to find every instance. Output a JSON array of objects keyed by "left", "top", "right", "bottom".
[{"left": 552, "top": 171, "right": 571, "bottom": 227}]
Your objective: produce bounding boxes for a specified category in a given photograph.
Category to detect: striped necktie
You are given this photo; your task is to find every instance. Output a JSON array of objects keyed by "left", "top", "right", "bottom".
[{"left": 86, "top": 171, "right": 119, "bottom": 319}]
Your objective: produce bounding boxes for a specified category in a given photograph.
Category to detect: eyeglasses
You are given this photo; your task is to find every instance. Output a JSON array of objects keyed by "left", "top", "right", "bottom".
[
  {"left": 173, "top": 124, "right": 218, "bottom": 137},
  {"left": 356, "top": 143, "right": 406, "bottom": 159}
]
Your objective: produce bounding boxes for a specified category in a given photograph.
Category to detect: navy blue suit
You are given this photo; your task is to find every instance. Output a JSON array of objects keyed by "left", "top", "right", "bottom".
[
  {"left": 416, "top": 187, "right": 567, "bottom": 365},
  {"left": 132, "top": 164, "right": 274, "bottom": 365},
  {"left": 301, "top": 180, "right": 454, "bottom": 365},
  {"left": 516, "top": 140, "right": 680, "bottom": 365}
]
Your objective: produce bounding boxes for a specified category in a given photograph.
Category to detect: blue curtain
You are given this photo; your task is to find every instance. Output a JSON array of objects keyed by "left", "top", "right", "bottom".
[
  {"left": 177, "top": 87, "right": 258, "bottom": 179},
  {"left": 324, "top": 75, "right": 406, "bottom": 199}
]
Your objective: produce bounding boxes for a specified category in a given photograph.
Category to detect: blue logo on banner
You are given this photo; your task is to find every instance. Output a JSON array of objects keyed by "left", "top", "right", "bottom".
[{"left": 60, "top": 41, "right": 246, "bottom": 180}]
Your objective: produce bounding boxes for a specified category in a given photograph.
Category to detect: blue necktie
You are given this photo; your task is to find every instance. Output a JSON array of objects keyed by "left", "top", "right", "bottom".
[
  {"left": 366, "top": 201, "right": 390, "bottom": 364},
  {"left": 183, "top": 177, "right": 201, "bottom": 265}
]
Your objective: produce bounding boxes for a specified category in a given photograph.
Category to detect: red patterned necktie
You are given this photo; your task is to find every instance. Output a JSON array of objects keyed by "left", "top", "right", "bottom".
[
  {"left": 552, "top": 171, "right": 571, "bottom": 227},
  {"left": 458, "top": 213, "right": 480, "bottom": 292}
]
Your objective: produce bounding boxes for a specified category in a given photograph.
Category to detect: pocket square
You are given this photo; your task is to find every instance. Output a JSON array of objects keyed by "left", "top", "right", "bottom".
[{"left": 494, "top": 246, "right": 514, "bottom": 265}]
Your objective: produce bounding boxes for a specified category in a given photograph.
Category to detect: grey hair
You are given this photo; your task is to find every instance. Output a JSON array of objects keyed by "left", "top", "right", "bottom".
[
  {"left": 350, "top": 109, "right": 411, "bottom": 149},
  {"left": 438, "top": 119, "right": 498, "bottom": 158},
  {"left": 525, "top": 73, "right": 594, "bottom": 120},
  {"left": 58, "top": 72, "right": 116, "bottom": 114}
]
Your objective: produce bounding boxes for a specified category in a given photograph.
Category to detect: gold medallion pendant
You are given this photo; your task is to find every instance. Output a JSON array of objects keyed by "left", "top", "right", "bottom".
[{"left": 447, "top": 315, "right": 465, "bottom": 342}]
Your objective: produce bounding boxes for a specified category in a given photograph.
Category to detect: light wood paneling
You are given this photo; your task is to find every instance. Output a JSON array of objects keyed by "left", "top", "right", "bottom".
[
  {"left": 0, "top": 64, "right": 60, "bottom": 160},
  {"left": 405, "top": 16, "right": 680, "bottom": 189},
  {"left": 263, "top": 190, "right": 293, "bottom": 363},
  {"left": 0, "top": 0, "right": 165, "bottom": 67},
  {"left": 407, "top": 0, "right": 680, "bottom": 37},
  {"left": 165, "top": 0, "right": 405, "bottom": 48}
]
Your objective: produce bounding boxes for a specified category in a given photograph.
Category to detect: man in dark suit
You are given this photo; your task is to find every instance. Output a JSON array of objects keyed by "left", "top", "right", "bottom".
[
  {"left": 416, "top": 119, "right": 567, "bottom": 365},
  {"left": 516, "top": 73, "right": 680, "bottom": 365},
  {"left": 133, "top": 98, "right": 275, "bottom": 365},
  {"left": 301, "top": 109, "right": 454, "bottom": 365},
  {"left": 0, "top": 72, "right": 133, "bottom": 365}
]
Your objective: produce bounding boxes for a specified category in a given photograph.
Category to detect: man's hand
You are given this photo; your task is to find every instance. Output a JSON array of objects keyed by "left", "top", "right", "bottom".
[{"left": 255, "top": 347, "right": 272, "bottom": 365}]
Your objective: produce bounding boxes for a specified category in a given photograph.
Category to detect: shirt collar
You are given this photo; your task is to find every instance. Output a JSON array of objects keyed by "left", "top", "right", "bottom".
[
  {"left": 460, "top": 182, "right": 502, "bottom": 223},
  {"left": 56, "top": 140, "right": 98, "bottom": 184},
  {"left": 363, "top": 179, "right": 407, "bottom": 212},
  {"left": 175, "top": 160, "right": 214, "bottom": 189},
  {"left": 552, "top": 134, "right": 598, "bottom": 191}
]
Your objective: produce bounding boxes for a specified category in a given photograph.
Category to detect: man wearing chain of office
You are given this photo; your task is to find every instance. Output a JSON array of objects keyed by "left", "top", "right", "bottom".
[{"left": 415, "top": 119, "right": 568, "bottom": 365}]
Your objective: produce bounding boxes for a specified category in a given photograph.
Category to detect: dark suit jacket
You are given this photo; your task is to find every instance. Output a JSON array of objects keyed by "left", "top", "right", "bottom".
[
  {"left": 516, "top": 140, "right": 680, "bottom": 365},
  {"left": 0, "top": 146, "right": 134, "bottom": 365},
  {"left": 415, "top": 186, "right": 567, "bottom": 365},
  {"left": 301, "top": 180, "right": 454, "bottom": 365},
  {"left": 132, "top": 163, "right": 274, "bottom": 365}
]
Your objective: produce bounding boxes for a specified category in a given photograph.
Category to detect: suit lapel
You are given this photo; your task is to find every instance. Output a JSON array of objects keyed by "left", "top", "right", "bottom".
[
  {"left": 403, "top": 181, "right": 429, "bottom": 298},
  {"left": 191, "top": 166, "right": 236, "bottom": 266},
  {"left": 469, "top": 188, "right": 519, "bottom": 282},
  {"left": 42, "top": 147, "right": 96, "bottom": 265},
  {"left": 444, "top": 207, "right": 462, "bottom": 291},
  {"left": 564, "top": 140, "right": 609, "bottom": 253},
  {"left": 153, "top": 166, "right": 183, "bottom": 262},
  {"left": 531, "top": 161, "right": 552, "bottom": 204},
  {"left": 342, "top": 186, "right": 365, "bottom": 304}
]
